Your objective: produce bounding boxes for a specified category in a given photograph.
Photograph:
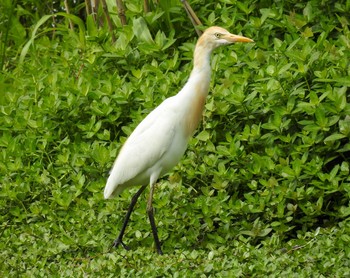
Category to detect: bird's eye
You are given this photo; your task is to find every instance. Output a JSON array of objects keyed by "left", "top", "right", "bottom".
[{"left": 214, "top": 33, "right": 221, "bottom": 39}]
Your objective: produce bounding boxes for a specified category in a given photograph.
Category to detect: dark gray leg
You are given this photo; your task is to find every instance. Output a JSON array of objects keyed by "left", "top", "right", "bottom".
[
  {"left": 112, "top": 185, "right": 147, "bottom": 250},
  {"left": 147, "top": 183, "right": 163, "bottom": 255}
]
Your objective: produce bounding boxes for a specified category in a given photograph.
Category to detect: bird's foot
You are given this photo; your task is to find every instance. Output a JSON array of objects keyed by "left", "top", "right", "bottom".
[
  {"left": 156, "top": 247, "right": 163, "bottom": 255},
  {"left": 112, "top": 238, "right": 130, "bottom": 251}
]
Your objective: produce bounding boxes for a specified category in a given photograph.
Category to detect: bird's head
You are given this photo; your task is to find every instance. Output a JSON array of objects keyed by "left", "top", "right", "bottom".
[{"left": 197, "top": 26, "right": 253, "bottom": 50}]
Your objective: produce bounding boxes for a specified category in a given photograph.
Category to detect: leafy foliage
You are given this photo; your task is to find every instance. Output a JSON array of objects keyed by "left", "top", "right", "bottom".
[{"left": 1, "top": 0, "right": 350, "bottom": 276}]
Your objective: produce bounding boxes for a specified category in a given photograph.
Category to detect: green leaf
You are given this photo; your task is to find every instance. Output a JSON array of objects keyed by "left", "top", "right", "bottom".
[
  {"left": 19, "top": 14, "right": 52, "bottom": 64},
  {"left": 19, "top": 13, "right": 86, "bottom": 64},
  {"left": 324, "top": 133, "right": 346, "bottom": 142},
  {"left": 339, "top": 117, "right": 350, "bottom": 136},
  {"left": 196, "top": 130, "right": 210, "bottom": 141},
  {"left": 133, "top": 17, "right": 154, "bottom": 44},
  {"left": 315, "top": 106, "right": 328, "bottom": 128}
]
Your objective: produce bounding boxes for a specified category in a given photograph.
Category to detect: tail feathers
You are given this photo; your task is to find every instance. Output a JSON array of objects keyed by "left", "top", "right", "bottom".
[
  {"left": 104, "top": 180, "right": 124, "bottom": 199},
  {"left": 104, "top": 185, "right": 115, "bottom": 199}
]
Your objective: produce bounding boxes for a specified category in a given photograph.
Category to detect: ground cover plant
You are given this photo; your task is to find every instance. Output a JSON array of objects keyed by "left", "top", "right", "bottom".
[{"left": 1, "top": 0, "right": 350, "bottom": 276}]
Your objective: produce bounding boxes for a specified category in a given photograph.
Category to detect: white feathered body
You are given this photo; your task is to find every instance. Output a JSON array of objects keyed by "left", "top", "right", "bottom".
[
  {"left": 104, "top": 67, "right": 210, "bottom": 199},
  {"left": 103, "top": 26, "right": 253, "bottom": 199}
]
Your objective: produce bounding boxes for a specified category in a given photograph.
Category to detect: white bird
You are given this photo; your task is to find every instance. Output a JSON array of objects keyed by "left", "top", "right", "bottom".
[{"left": 104, "top": 26, "right": 253, "bottom": 254}]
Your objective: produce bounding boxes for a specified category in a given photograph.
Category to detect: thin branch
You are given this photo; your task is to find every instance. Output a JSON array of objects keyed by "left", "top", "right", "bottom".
[
  {"left": 144, "top": 0, "right": 150, "bottom": 13},
  {"left": 116, "top": 0, "right": 127, "bottom": 26},
  {"left": 181, "top": 0, "right": 203, "bottom": 37},
  {"left": 101, "top": 0, "right": 116, "bottom": 42},
  {"left": 64, "top": 0, "right": 74, "bottom": 30},
  {"left": 92, "top": 0, "right": 100, "bottom": 25},
  {"left": 85, "top": 0, "right": 92, "bottom": 16}
]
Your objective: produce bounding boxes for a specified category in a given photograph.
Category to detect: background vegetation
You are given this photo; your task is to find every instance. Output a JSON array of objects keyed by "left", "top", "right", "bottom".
[{"left": 1, "top": 0, "right": 349, "bottom": 276}]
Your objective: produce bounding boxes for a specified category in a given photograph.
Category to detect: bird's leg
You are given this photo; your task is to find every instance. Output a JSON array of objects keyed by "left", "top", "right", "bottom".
[
  {"left": 113, "top": 185, "right": 147, "bottom": 250},
  {"left": 147, "top": 183, "right": 163, "bottom": 255}
]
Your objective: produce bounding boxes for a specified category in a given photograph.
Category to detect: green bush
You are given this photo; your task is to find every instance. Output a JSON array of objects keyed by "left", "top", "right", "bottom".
[{"left": 0, "top": 0, "right": 349, "bottom": 276}]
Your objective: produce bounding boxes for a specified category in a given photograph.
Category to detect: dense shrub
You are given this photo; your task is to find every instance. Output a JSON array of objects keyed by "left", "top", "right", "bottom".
[{"left": 0, "top": 0, "right": 349, "bottom": 276}]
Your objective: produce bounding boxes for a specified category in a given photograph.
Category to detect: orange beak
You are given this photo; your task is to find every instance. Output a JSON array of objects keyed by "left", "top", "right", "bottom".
[{"left": 223, "top": 34, "right": 254, "bottom": 43}]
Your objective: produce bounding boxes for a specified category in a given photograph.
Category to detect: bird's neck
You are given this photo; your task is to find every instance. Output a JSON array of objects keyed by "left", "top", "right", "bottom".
[
  {"left": 185, "top": 43, "right": 213, "bottom": 98},
  {"left": 178, "top": 42, "right": 214, "bottom": 137},
  {"left": 191, "top": 43, "right": 213, "bottom": 85}
]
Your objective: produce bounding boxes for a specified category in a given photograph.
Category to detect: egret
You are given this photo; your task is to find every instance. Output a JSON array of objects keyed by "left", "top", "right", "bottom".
[{"left": 104, "top": 26, "right": 253, "bottom": 254}]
